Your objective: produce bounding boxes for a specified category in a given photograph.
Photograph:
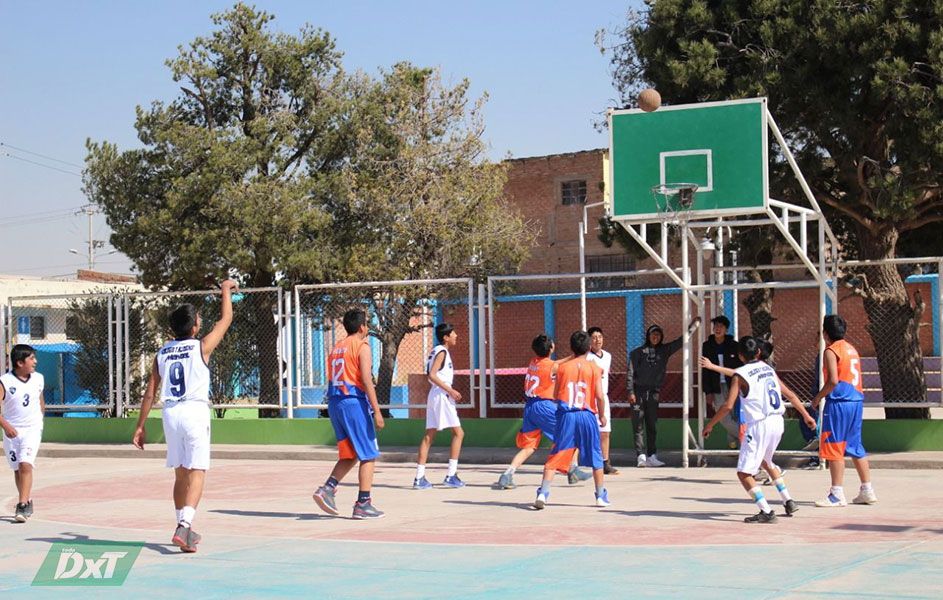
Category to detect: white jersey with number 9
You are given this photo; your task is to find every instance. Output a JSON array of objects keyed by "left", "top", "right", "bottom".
[{"left": 157, "top": 339, "right": 210, "bottom": 403}]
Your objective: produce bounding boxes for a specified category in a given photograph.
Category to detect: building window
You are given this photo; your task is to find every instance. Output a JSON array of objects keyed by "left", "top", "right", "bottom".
[
  {"left": 30, "top": 316, "right": 46, "bottom": 340},
  {"left": 587, "top": 254, "right": 637, "bottom": 291},
  {"left": 561, "top": 179, "right": 587, "bottom": 205}
]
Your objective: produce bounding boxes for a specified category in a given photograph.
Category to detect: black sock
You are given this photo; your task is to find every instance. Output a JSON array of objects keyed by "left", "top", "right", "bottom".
[
  {"left": 357, "top": 490, "right": 371, "bottom": 504},
  {"left": 326, "top": 476, "right": 339, "bottom": 490}
]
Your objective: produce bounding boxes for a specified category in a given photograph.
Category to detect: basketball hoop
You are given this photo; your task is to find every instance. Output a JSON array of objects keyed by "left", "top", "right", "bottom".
[{"left": 651, "top": 183, "right": 699, "bottom": 227}]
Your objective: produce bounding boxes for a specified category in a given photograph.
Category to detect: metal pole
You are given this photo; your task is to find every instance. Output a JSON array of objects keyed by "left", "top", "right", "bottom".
[
  {"left": 466, "top": 279, "right": 475, "bottom": 412},
  {"left": 123, "top": 295, "right": 130, "bottom": 417},
  {"left": 276, "top": 288, "right": 286, "bottom": 419},
  {"left": 294, "top": 287, "right": 302, "bottom": 411},
  {"left": 579, "top": 220, "right": 587, "bottom": 331},
  {"left": 114, "top": 296, "right": 123, "bottom": 418},
  {"left": 938, "top": 260, "right": 942, "bottom": 407},
  {"left": 478, "top": 283, "right": 487, "bottom": 418},
  {"left": 681, "top": 224, "right": 691, "bottom": 468},
  {"left": 107, "top": 295, "right": 114, "bottom": 415},
  {"left": 487, "top": 278, "right": 497, "bottom": 408}
]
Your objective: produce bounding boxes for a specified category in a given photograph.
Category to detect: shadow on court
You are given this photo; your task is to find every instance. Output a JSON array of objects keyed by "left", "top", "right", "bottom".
[
  {"left": 26, "top": 532, "right": 178, "bottom": 556},
  {"left": 209, "top": 509, "right": 331, "bottom": 521}
]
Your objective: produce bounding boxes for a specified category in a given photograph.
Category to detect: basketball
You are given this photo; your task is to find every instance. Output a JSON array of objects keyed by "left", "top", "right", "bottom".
[{"left": 638, "top": 88, "right": 661, "bottom": 112}]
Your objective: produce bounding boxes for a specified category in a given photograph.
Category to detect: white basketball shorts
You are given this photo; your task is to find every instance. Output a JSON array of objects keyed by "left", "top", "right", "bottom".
[
  {"left": 163, "top": 400, "right": 211, "bottom": 470},
  {"left": 737, "top": 415, "right": 784, "bottom": 475}
]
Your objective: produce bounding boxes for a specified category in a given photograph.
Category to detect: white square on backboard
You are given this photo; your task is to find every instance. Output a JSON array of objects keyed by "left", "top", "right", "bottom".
[{"left": 659, "top": 149, "right": 713, "bottom": 192}]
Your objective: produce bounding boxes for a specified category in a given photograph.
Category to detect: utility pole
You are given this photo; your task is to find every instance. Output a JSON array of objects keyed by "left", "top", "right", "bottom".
[{"left": 70, "top": 204, "right": 106, "bottom": 270}]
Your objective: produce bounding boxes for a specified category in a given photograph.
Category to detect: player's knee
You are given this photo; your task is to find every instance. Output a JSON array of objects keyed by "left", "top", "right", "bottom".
[
  {"left": 18, "top": 462, "right": 33, "bottom": 474},
  {"left": 453, "top": 427, "right": 464, "bottom": 439}
]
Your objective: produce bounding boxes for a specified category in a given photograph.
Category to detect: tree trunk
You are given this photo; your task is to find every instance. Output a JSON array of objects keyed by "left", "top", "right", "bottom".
[
  {"left": 853, "top": 226, "right": 928, "bottom": 419},
  {"left": 254, "top": 297, "right": 282, "bottom": 418},
  {"left": 373, "top": 297, "right": 414, "bottom": 419}
]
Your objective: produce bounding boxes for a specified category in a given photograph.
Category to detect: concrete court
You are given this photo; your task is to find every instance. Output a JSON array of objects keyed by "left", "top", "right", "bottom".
[{"left": 1, "top": 455, "right": 941, "bottom": 599}]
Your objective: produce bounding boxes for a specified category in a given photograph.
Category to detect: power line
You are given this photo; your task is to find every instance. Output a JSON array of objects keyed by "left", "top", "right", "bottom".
[
  {"left": 0, "top": 213, "right": 75, "bottom": 229},
  {"left": 2, "top": 153, "right": 82, "bottom": 176},
  {"left": 0, "top": 142, "right": 83, "bottom": 168},
  {"left": 0, "top": 205, "right": 85, "bottom": 222}
]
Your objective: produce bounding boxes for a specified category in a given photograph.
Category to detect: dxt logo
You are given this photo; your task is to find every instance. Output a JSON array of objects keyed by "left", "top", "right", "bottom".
[{"left": 33, "top": 542, "right": 143, "bottom": 586}]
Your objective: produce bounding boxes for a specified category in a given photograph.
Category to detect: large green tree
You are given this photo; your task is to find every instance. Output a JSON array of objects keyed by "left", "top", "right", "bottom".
[
  {"left": 85, "top": 4, "right": 528, "bottom": 410},
  {"left": 604, "top": 0, "right": 943, "bottom": 416}
]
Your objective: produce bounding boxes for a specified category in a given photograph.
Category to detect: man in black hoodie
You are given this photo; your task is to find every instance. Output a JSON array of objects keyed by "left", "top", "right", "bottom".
[
  {"left": 627, "top": 320, "right": 697, "bottom": 467},
  {"left": 700, "top": 315, "right": 741, "bottom": 449}
]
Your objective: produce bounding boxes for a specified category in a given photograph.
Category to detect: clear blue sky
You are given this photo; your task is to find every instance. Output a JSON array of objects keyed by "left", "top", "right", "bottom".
[{"left": 0, "top": 1, "right": 636, "bottom": 277}]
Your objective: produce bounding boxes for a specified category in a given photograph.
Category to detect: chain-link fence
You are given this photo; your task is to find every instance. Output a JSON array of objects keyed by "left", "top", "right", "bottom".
[
  {"left": 837, "top": 258, "right": 942, "bottom": 409},
  {"left": 292, "top": 279, "right": 476, "bottom": 415},
  {"left": 486, "top": 270, "right": 683, "bottom": 412},
  {"left": 122, "top": 288, "right": 285, "bottom": 415},
  {"left": 7, "top": 293, "right": 120, "bottom": 416}
]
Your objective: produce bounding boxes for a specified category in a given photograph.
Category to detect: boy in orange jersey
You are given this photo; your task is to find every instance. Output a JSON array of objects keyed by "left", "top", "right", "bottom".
[
  {"left": 312, "top": 309, "right": 385, "bottom": 519},
  {"left": 813, "top": 315, "right": 877, "bottom": 507},
  {"left": 534, "top": 331, "right": 609, "bottom": 509}
]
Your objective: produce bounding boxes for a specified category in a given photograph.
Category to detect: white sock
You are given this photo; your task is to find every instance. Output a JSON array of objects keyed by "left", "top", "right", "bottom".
[
  {"left": 447, "top": 459, "right": 459, "bottom": 477},
  {"left": 830, "top": 486, "right": 845, "bottom": 499},
  {"left": 861, "top": 482, "right": 873, "bottom": 491},
  {"left": 180, "top": 505, "right": 196, "bottom": 528},
  {"left": 415, "top": 464, "right": 426, "bottom": 480},
  {"left": 504, "top": 466, "right": 516, "bottom": 476},
  {"left": 773, "top": 478, "right": 792, "bottom": 502},
  {"left": 175, "top": 509, "right": 183, "bottom": 524},
  {"left": 749, "top": 486, "right": 772, "bottom": 513}
]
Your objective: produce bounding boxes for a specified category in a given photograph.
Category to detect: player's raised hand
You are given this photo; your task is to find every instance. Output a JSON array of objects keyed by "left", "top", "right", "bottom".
[
  {"left": 220, "top": 279, "right": 239, "bottom": 293},
  {"left": 132, "top": 425, "right": 146, "bottom": 450},
  {"left": 698, "top": 356, "right": 714, "bottom": 369}
]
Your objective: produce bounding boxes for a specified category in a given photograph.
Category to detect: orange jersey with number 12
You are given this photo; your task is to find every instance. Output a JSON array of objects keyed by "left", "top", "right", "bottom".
[
  {"left": 327, "top": 336, "right": 366, "bottom": 400},
  {"left": 524, "top": 357, "right": 556, "bottom": 400}
]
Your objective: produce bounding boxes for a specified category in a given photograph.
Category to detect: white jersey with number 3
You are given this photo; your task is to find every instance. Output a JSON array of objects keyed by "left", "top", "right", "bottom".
[
  {"left": 734, "top": 361, "right": 785, "bottom": 425},
  {"left": 1, "top": 372, "right": 45, "bottom": 428},
  {"left": 157, "top": 339, "right": 210, "bottom": 403}
]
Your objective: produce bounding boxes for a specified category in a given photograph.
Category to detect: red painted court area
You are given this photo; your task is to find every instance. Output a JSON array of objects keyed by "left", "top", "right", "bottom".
[{"left": 2, "top": 456, "right": 942, "bottom": 598}]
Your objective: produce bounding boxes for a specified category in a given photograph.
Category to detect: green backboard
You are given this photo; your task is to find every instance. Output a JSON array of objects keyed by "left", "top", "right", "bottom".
[{"left": 608, "top": 97, "right": 768, "bottom": 222}]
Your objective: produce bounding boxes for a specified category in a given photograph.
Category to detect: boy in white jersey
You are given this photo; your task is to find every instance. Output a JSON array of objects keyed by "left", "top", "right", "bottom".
[
  {"left": 133, "top": 279, "right": 237, "bottom": 552},
  {"left": 1, "top": 345, "right": 45, "bottom": 522},
  {"left": 414, "top": 323, "right": 465, "bottom": 489},
  {"left": 704, "top": 337, "right": 816, "bottom": 523},
  {"left": 587, "top": 327, "right": 618, "bottom": 474}
]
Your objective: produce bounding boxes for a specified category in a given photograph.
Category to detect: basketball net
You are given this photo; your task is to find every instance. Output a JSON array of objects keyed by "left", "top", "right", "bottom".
[{"left": 651, "top": 183, "right": 699, "bottom": 229}]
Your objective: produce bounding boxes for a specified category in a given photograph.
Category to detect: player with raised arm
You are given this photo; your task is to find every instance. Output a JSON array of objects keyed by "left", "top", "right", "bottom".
[
  {"left": 312, "top": 308, "right": 386, "bottom": 519},
  {"left": 414, "top": 323, "right": 466, "bottom": 489},
  {"left": 812, "top": 315, "right": 877, "bottom": 508},
  {"left": 132, "top": 279, "right": 238, "bottom": 552},
  {"left": 1, "top": 344, "right": 46, "bottom": 522},
  {"left": 534, "top": 331, "right": 610, "bottom": 510},
  {"left": 703, "top": 337, "right": 817, "bottom": 523}
]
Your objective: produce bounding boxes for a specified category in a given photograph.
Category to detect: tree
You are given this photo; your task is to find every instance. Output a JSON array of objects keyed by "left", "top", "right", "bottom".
[
  {"left": 318, "top": 64, "right": 530, "bottom": 407},
  {"left": 604, "top": 1, "right": 943, "bottom": 417},
  {"left": 84, "top": 4, "right": 348, "bottom": 413}
]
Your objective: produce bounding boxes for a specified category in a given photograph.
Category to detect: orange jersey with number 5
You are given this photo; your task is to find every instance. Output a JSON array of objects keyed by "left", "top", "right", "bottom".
[
  {"left": 524, "top": 357, "right": 556, "bottom": 400},
  {"left": 328, "top": 336, "right": 367, "bottom": 399},
  {"left": 555, "top": 357, "right": 600, "bottom": 413},
  {"left": 824, "top": 339, "right": 864, "bottom": 401}
]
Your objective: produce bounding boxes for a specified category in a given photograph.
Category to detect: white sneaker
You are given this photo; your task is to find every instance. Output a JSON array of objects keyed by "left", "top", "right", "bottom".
[
  {"left": 637, "top": 454, "right": 647, "bottom": 468},
  {"left": 814, "top": 492, "right": 848, "bottom": 507},
  {"left": 534, "top": 491, "right": 549, "bottom": 510},
  {"left": 852, "top": 489, "right": 878, "bottom": 505},
  {"left": 646, "top": 454, "right": 666, "bottom": 467}
]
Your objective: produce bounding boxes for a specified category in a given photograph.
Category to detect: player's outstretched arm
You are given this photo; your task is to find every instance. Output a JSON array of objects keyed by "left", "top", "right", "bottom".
[
  {"left": 202, "top": 279, "right": 239, "bottom": 363},
  {"left": 133, "top": 359, "right": 160, "bottom": 449},
  {"left": 359, "top": 341, "right": 384, "bottom": 430},
  {"left": 699, "top": 355, "right": 735, "bottom": 378},
  {"left": 704, "top": 376, "right": 740, "bottom": 438},
  {"left": 779, "top": 378, "right": 817, "bottom": 430}
]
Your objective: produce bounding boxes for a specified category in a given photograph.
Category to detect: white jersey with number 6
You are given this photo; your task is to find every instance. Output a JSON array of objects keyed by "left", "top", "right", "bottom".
[
  {"left": 1, "top": 371, "right": 45, "bottom": 428},
  {"left": 157, "top": 339, "right": 210, "bottom": 403},
  {"left": 734, "top": 361, "right": 785, "bottom": 425}
]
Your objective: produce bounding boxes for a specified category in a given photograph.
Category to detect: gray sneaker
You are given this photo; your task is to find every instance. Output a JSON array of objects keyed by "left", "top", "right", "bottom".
[
  {"left": 172, "top": 524, "right": 199, "bottom": 552},
  {"left": 14, "top": 503, "right": 28, "bottom": 523},
  {"left": 784, "top": 499, "right": 799, "bottom": 516},
  {"left": 497, "top": 472, "right": 516, "bottom": 489},
  {"left": 352, "top": 501, "right": 385, "bottom": 519},
  {"left": 313, "top": 485, "right": 340, "bottom": 516},
  {"left": 567, "top": 467, "right": 592, "bottom": 484},
  {"left": 24, "top": 500, "right": 33, "bottom": 518}
]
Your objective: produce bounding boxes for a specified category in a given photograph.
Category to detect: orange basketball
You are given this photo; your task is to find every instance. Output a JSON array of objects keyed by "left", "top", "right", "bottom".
[{"left": 638, "top": 88, "right": 661, "bottom": 112}]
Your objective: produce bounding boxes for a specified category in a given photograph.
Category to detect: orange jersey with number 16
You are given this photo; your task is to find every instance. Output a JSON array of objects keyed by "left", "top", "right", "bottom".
[{"left": 555, "top": 357, "right": 600, "bottom": 413}]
